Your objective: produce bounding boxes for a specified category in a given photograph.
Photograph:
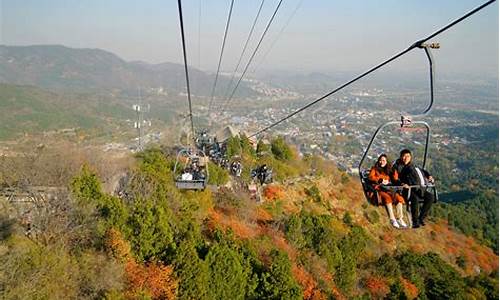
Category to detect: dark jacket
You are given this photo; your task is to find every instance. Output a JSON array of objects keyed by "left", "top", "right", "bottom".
[
  {"left": 398, "top": 162, "right": 431, "bottom": 186},
  {"left": 392, "top": 159, "right": 405, "bottom": 176}
]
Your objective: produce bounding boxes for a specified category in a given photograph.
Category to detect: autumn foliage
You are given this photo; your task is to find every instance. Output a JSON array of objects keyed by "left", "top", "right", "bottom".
[
  {"left": 292, "top": 265, "right": 320, "bottom": 300},
  {"left": 125, "top": 260, "right": 178, "bottom": 300},
  {"left": 401, "top": 277, "right": 419, "bottom": 300},
  {"left": 263, "top": 184, "right": 286, "bottom": 200},
  {"left": 105, "top": 228, "right": 178, "bottom": 299},
  {"left": 364, "top": 276, "right": 390, "bottom": 299}
]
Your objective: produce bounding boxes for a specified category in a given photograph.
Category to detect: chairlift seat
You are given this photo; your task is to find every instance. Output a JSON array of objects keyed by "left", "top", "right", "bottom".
[{"left": 175, "top": 179, "right": 206, "bottom": 190}]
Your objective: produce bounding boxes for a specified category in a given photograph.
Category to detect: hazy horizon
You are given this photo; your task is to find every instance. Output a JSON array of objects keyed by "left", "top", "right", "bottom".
[{"left": 1, "top": 0, "right": 498, "bottom": 78}]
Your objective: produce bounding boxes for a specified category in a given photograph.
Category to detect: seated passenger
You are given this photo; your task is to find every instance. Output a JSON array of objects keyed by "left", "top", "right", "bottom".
[
  {"left": 258, "top": 164, "right": 268, "bottom": 185},
  {"left": 181, "top": 169, "right": 193, "bottom": 181},
  {"left": 235, "top": 162, "right": 242, "bottom": 177},
  {"left": 396, "top": 149, "right": 435, "bottom": 229},
  {"left": 369, "top": 154, "right": 407, "bottom": 229}
]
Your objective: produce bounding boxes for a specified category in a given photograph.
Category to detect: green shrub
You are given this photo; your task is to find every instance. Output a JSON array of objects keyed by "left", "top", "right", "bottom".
[
  {"left": 271, "top": 136, "right": 293, "bottom": 161},
  {"left": 305, "top": 185, "right": 322, "bottom": 202},
  {"left": 206, "top": 234, "right": 252, "bottom": 300},
  {"left": 207, "top": 161, "right": 229, "bottom": 185},
  {"left": 255, "top": 249, "right": 301, "bottom": 300},
  {"left": 364, "top": 209, "right": 380, "bottom": 224},
  {"left": 174, "top": 240, "right": 210, "bottom": 300}
]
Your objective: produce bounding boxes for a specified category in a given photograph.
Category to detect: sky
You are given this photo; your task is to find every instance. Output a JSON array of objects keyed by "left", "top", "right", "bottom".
[{"left": 1, "top": 0, "right": 498, "bottom": 78}]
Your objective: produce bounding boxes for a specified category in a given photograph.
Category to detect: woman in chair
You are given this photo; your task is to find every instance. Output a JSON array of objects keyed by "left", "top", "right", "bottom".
[{"left": 369, "top": 154, "right": 407, "bottom": 228}]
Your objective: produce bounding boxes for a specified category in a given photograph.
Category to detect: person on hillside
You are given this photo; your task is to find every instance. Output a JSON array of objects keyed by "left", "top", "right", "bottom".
[
  {"left": 369, "top": 154, "right": 407, "bottom": 229},
  {"left": 395, "top": 149, "right": 435, "bottom": 229}
]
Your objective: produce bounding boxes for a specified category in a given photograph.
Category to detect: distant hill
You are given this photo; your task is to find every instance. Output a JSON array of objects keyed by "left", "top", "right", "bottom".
[
  {"left": 0, "top": 45, "right": 257, "bottom": 97},
  {"left": 0, "top": 83, "right": 133, "bottom": 140}
]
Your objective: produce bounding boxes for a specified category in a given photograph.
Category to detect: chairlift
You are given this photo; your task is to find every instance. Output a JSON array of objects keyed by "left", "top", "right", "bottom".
[
  {"left": 358, "top": 43, "right": 440, "bottom": 205},
  {"left": 358, "top": 118, "right": 438, "bottom": 204},
  {"left": 174, "top": 148, "right": 209, "bottom": 190}
]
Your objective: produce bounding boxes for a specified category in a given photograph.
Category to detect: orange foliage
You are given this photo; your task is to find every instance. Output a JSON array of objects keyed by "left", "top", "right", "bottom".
[
  {"left": 292, "top": 265, "right": 318, "bottom": 300},
  {"left": 227, "top": 217, "right": 256, "bottom": 239},
  {"left": 401, "top": 277, "right": 419, "bottom": 299},
  {"left": 104, "top": 228, "right": 132, "bottom": 261},
  {"left": 364, "top": 276, "right": 390, "bottom": 299},
  {"left": 263, "top": 185, "right": 285, "bottom": 201},
  {"left": 125, "top": 260, "right": 178, "bottom": 300},
  {"left": 446, "top": 245, "right": 459, "bottom": 255},
  {"left": 272, "top": 234, "right": 297, "bottom": 261},
  {"left": 319, "top": 273, "right": 345, "bottom": 300},
  {"left": 254, "top": 207, "right": 273, "bottom": 223},
  {"left": 381, "top": 232, "right": 394, "bottom": 244},
  {"left": 410, "top": 243, "right": 425, "bottom": 253},
  {"left": 207, "top": 208, "right": 257, "bottom": 239},
  {"left": 310, "top": 290, "right": 327, "bottom": 300}
]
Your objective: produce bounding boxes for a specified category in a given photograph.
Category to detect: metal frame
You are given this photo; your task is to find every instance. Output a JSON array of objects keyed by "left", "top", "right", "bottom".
[
  {"left": 358, "top": 121, "right": 431, "bottom": 176},
  {"left": 174, "top": 148, "right": 209, "bottom": 190}
]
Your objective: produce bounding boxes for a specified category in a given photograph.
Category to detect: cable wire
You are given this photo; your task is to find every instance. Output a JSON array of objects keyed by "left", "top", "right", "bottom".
[
  {"left": 249, "top": 0, "right": 496, "bottom": 138},
  {"left": 219, "top": 0, "right": 285, "bottom": 113},
  {"left": 177, "top": 0, "right": 195, "bottom": 143},
  {"left": 197, "top": 0, "right": 202, "bottom": 69},
  {"left": 208, "top": 0, "right": 235, "bottom": 113},
  {"left": 220, "top": 0, "right": 266, "bottom": 107},
  {"left": 251, "top": 0, "right": 303, "bottom": 75}
]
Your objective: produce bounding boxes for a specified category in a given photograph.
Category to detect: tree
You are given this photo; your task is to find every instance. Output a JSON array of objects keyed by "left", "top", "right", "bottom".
[
  {"left": 207, "top": 161, "right": 229, "bottom": 185},
  {"left": 127, "top": 198, "right": 175, "bottom": 262},
  {"left": 240, "top": 134, "right": 256, "bottom": 157},
  {"left": 226, "top": 136, "right": 242, "bottom": 158},
  {"left": 205, "top": 236, "right": 252, "bottom": 300},
  {"left": 256, "top": 140, "right": 270, "bottom": 155},
  {"left": 256, "top": 249, "right": 302, "bottom": 300},
  {"left": 271, "top": 136, "right": 293, "bottom": 161},
  {"left": 173, "top": 240, "right": 210, "bottom": 300}
]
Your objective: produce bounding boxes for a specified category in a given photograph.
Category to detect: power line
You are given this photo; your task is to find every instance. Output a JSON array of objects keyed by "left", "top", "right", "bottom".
[
  {"left": 220, "top": 0, "right": 266, "bottom": 107},
  {"left": 219, "top": 0, "right": 285, "bottom": 114},
  {"left": 208, "top": 0, "right": 236, "bottom": 113},
  {"left": 249, "top": 0, "right": 497, "bottom": 138},
  {"left": 177, "top": 0, "right": 195, "bottom": 143}
]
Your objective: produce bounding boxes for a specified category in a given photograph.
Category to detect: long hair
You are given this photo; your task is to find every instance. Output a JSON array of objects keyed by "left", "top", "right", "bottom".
[{"left": 375, "top": 154, "right": 392, "bottom": 175}]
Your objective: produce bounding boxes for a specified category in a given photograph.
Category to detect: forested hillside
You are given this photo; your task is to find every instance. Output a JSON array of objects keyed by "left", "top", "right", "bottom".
[
  {"left": 0, "top": 138, "right": 497, "bottom": 299},
  {"left": 0, "top": 84, "right": 133, "bottom": 140}
]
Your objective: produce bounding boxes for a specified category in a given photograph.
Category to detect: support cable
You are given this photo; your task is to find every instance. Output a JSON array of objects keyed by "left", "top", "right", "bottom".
[
  {"left": 251, "top": 0, "right": 304, "bottom": 75},
  {"left": 177, "top": 0, "right": 195, "bottom": 143},
  {"left": 219, "top": 0, "right": 285, "bottom": 113},
  {"left": 248, "top": 0, "right": 496, "bottom": 138},
  {"left": 208, "top": 0, "right": 236, "bottom": 112},
  {"left": 219, "top": 0, "right": 266, "bottom": 110}
]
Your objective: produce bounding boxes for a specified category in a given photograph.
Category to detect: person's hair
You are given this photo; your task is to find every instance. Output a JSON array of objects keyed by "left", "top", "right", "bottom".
[
  {"left": 400, "top": 149, "right": 412, "bottom": 157},
  {"left": 375, "top": 154, "right": 392, "bottom": 175}
]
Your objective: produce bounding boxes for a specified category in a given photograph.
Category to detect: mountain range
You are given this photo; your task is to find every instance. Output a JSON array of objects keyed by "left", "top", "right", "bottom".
[{"left": 0, "top": 45, "right": 257, "bottom": 97}]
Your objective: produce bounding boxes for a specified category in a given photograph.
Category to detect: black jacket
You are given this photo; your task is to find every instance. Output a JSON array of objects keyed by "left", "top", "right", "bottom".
[{"left": 398, "top": 162, "right": 431, "bottom": 186}]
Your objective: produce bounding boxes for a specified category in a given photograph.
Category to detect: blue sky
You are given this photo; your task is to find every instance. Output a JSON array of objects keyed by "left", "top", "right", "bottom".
[{"left": 1, "top": 0, "right": 498, "bottom": 77}]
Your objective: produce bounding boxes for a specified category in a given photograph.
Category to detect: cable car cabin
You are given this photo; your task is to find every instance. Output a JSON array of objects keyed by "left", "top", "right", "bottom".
[
  {"left": 358, "top": 119, "right": 438, "bottom": 205},
  {"left": 174, "top": 148, "right": 209, "bottom": 190}
]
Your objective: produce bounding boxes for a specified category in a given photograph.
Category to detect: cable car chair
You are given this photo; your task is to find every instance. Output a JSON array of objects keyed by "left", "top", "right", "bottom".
[
  {"left": 358, "top": 42, "right": 439, "bottom": 205},
  {"left": 174, "top": 148, "right": 209, "bottom": 190}
]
